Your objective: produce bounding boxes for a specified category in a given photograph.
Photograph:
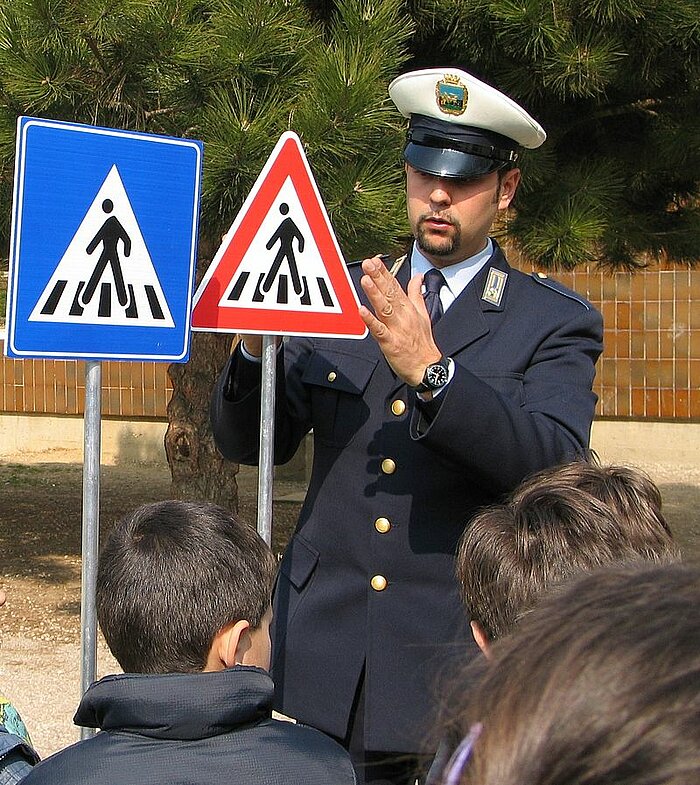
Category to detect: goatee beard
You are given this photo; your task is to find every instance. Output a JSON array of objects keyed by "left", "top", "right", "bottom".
[{"left": 416, "top": 217, "right": 461, "bottom": 257}]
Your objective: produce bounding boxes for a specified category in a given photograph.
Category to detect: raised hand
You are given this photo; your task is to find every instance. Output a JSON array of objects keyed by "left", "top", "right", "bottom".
[{"left": 358, "top": 256, "right": 442, "bottom": 387}]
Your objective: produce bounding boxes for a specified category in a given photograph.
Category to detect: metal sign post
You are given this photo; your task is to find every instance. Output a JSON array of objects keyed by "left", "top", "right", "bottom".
[
  {"left": 256, "top": 335, "right": 277, "bottom": 545},
  {"left": 79, "top": 360, "right": 101, "bottom": 739}
]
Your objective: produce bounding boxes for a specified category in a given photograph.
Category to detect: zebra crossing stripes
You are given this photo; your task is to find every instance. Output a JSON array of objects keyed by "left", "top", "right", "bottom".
[
  {"left": 227, "top": 272, "right": 336, "bottom": 308},
  {"left": 40, "top": 279, "right": 166, "bottom": 320}
]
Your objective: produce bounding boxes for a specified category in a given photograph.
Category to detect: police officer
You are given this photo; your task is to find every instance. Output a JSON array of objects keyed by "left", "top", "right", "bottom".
[{"left": 210, "top": 68, "right": 604, "bottom": 785}]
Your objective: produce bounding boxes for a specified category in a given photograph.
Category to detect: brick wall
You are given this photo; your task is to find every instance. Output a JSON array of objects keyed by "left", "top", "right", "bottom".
[
  {"left": 0, "top": 347, "right": 172, "bottom": 418},
  {"left": 542, "top": 265, "right": 700, "bottom": 419},
  {"left": 1, "top": 264, "right": 699, "bottom": 420}
]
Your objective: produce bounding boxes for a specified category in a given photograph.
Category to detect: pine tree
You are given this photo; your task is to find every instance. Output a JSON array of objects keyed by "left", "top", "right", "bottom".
[
  {"left": 407, "top": 0, "right": 700, "bottom": 269},
  {"left": 0, "top": 0, "right": 413, "bottom": 505}
]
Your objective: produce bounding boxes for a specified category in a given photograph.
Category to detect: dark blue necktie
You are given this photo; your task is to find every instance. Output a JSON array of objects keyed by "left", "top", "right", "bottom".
[{"left": 423, "top": 268, "right": 446, "bottom": 325}]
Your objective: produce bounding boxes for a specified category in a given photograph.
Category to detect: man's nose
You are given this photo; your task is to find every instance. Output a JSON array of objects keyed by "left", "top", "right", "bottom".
[{"left": 430, "top": 182, "right": 452, "bottom": 206}]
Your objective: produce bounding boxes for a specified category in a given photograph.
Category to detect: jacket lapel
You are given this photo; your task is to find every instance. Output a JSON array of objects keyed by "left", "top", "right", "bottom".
[{"left": 433, "top": 242, "right": 511, "bottom": 357}]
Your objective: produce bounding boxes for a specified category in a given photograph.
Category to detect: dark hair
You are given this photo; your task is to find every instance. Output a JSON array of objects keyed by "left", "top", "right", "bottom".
[
  {"left": 444, "top": 563, "right": 700, "bottom": 785},
  {"left": 457, "top": 460, "right": 679, "bottom": 640},
  {"left": 511, "top": 460, "right": 674, "bottom": 549},
  {"left": 96, "top": 500, "right": 276, "bottom": 674}
]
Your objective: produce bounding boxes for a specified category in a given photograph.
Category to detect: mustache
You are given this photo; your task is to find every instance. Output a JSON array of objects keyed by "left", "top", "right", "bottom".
[{"left": 418, "top": 213, "right": 457, "bottom": 227}]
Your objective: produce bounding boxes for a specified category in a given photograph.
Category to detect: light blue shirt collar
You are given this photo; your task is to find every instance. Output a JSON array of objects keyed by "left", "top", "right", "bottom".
[{"left": 411, "top": 239, "right": 493, "bottom": 309}]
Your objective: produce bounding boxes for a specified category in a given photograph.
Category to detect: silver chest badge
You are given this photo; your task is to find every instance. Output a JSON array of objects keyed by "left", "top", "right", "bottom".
[{"left": 482, "top": 268, "right": 508, "bottom": 306}]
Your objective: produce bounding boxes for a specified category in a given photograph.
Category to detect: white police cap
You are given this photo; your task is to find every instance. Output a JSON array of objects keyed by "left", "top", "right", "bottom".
[{"left": 389, "top": 67, "right": 546, "bottom": 179}]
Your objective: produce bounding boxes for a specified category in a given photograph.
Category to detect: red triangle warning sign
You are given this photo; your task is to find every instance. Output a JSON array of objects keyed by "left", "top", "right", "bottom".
[{"left": 192, "top": 132, "right": 367, "bottom": 339}]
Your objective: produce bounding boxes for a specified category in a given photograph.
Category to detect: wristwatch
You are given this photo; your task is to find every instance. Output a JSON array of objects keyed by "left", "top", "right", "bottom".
[{"left": 411, "top": 356, "right": 451, "bottom": 393}]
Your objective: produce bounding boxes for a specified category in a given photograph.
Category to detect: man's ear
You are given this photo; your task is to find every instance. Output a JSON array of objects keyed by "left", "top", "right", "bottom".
[
  {"left": 205, "top": 620, "right": 250, "bottom": 671},
  {"left": 497, "top": 168, "right": 520, "bottom": 210},
  {"left": 471, "top": 620, "right": 492, "bottom": 659}
]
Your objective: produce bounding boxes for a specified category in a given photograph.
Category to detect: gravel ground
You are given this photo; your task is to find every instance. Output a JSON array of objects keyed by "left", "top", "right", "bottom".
[{"left": 1, "top": 459, "right": 698, "bottom": 759}]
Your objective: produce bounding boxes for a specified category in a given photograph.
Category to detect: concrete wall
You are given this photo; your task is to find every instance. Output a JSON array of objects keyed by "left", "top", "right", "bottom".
[
  {"left": 590, "top": 419, "right": 700, "bottom": 472},
  {"left": 0, "top": 413, "right": 168, "bottom": 466},
  {"left": 1, "top": 413, "right": 698, "bottom": 476}
]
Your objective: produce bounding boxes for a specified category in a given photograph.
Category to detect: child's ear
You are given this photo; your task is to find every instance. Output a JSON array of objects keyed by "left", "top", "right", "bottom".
[
  {"left": 206, "top": 620, "right": 250, "bottom": 671},
  {"left": 223, "top": 620, "right": 251, "bottom": 668},
  {"left": 470, "top": 620, "right": 492, "bottom": 659}
]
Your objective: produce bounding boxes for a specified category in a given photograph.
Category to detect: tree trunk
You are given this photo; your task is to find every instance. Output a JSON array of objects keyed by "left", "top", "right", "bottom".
[{"left": 164, "top": 324, "right": 239, "bottom": 510}]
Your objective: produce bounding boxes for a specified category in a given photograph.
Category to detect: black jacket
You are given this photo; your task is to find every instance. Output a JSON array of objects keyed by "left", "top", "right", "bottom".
[
  {"left": 22, "top": 666, "right": 356, "bottom": 785},
  {"left": 211, "top": 242, "right": 603, "bottom": 753}
]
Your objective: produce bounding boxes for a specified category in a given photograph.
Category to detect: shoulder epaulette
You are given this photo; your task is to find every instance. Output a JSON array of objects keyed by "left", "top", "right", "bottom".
[{"left": 530, "top": 272, "right": 591, "bottom": 310}]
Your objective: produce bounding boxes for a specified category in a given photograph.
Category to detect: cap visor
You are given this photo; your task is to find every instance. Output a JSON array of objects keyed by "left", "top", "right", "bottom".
[{"left": 404, "top": 142, "right": 502, "bottom": 179}]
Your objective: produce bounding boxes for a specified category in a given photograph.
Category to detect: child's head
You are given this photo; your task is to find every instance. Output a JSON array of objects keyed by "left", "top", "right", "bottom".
[
  {"left": 510, "top": 460, "right": 674, "bottom": 554},
  {"left": 457, "top": 461, "right": 679, "bottom": 645},
  {"left": 442, "top": 563, "right": 700, "bottom": 785},
  {"left": 96, "top": 500, "right": 276, "bottom": 674}
]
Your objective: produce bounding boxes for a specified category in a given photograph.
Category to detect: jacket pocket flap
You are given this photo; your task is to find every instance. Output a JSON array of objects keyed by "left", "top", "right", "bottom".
[
  {"left": 302, "top": 350, "right": 377, "bottom": 395},
  {"left": 279, "top": 534, "right": 320, "bottom": 590}
]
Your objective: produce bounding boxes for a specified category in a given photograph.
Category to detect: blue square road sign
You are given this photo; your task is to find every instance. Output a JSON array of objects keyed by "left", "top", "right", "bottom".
[{"left": 5, "top": 117, "right": 203, "bottom": 361}]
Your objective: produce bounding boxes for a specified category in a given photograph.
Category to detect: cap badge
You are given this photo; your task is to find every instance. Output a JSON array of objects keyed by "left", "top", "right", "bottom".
[
  {"left": 482, "top": 268, "right": 508, "bottom": 307},
  {"left": 435, "top": 74, "right": 468, "bottom": 116}
]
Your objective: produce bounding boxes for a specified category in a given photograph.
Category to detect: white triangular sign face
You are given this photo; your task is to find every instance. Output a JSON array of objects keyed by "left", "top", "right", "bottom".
[
  {"left": 219, "top": 175, "right": 342, "bottom": 314},
  {"left": 29, "top": 165, "right": 174, "bottom": 327}
]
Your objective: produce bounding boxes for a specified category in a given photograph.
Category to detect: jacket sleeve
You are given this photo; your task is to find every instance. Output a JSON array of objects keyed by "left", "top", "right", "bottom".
[
  {"left": 410, "top": 305, "right": 603, "bottom": 494},
  {"left": 210, "top": 340, "right": 314, "bottom": 466},
  {"left": 0, "top": 731, "right": 39, "bottom": 785}
]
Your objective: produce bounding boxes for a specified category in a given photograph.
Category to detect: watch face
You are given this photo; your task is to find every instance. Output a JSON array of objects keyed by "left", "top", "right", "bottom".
[{"left": 426, "top": 362, "right": 449, "bottom": 387}]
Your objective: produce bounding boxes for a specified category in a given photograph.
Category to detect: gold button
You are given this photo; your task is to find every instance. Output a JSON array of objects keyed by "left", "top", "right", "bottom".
[
  {"left": 327, "top": 371, "right": 337, "bottom": 382},
  {"left": 375, "top": 517, "right": 391, "bottom": 534},
  {"left": 371, "top": 575, "right": 387, "bottom": 591},
  {"left": 381, "top": 458, "right": 396, "bottom": 475},
  {"left": 391, "top": 400, "right": 406, "bottom": 416}
]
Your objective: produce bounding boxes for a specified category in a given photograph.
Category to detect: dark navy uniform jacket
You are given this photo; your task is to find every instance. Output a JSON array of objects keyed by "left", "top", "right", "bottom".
[{"left": 210, "top": 241, "right": 603, "bottom": 754}]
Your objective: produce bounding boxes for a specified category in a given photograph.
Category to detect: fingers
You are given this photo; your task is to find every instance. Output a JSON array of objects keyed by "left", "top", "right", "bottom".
[
  {"left": 361, "top": 257, "right": 401, "bottom": 296},
  {"left": 239, "top": 334, "right": 264, "bottom": 357},
  {"left": 358, "top": 305, "right": 389, "bottom": 338},
  {"left": 360, "top": 256, "right": 408, "bottom": 320}
]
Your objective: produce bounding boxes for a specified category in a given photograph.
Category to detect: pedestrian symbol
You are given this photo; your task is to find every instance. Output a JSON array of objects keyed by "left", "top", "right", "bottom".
[
  {"left": 192, "top": 131, "right": 366, "bottom": 338},
  {"left": 30, "top": 165, "right": 174, "bottom": 327},
  {"left": 262, "top": 203, "right": 305, "bottom": 297},
  {"left": 84, "top": 198, "right": 131, "bottom": 307},
  {"left": 218, "top": 176, "right": 344, "bottom": 315}
]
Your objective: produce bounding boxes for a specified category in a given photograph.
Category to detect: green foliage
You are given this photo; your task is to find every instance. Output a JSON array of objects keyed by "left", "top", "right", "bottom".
[
  {"left": 0, "top": 0, "right": 697, "bottom": 271},
  {"left": 291, "top": 0, "right": 412, "bottom": 257},
  {"left": 0, "top": 0, "right": 412, "bottom": 264},
  {"left": 407, "top": 0, "right": 700, "bottom": 268}
]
